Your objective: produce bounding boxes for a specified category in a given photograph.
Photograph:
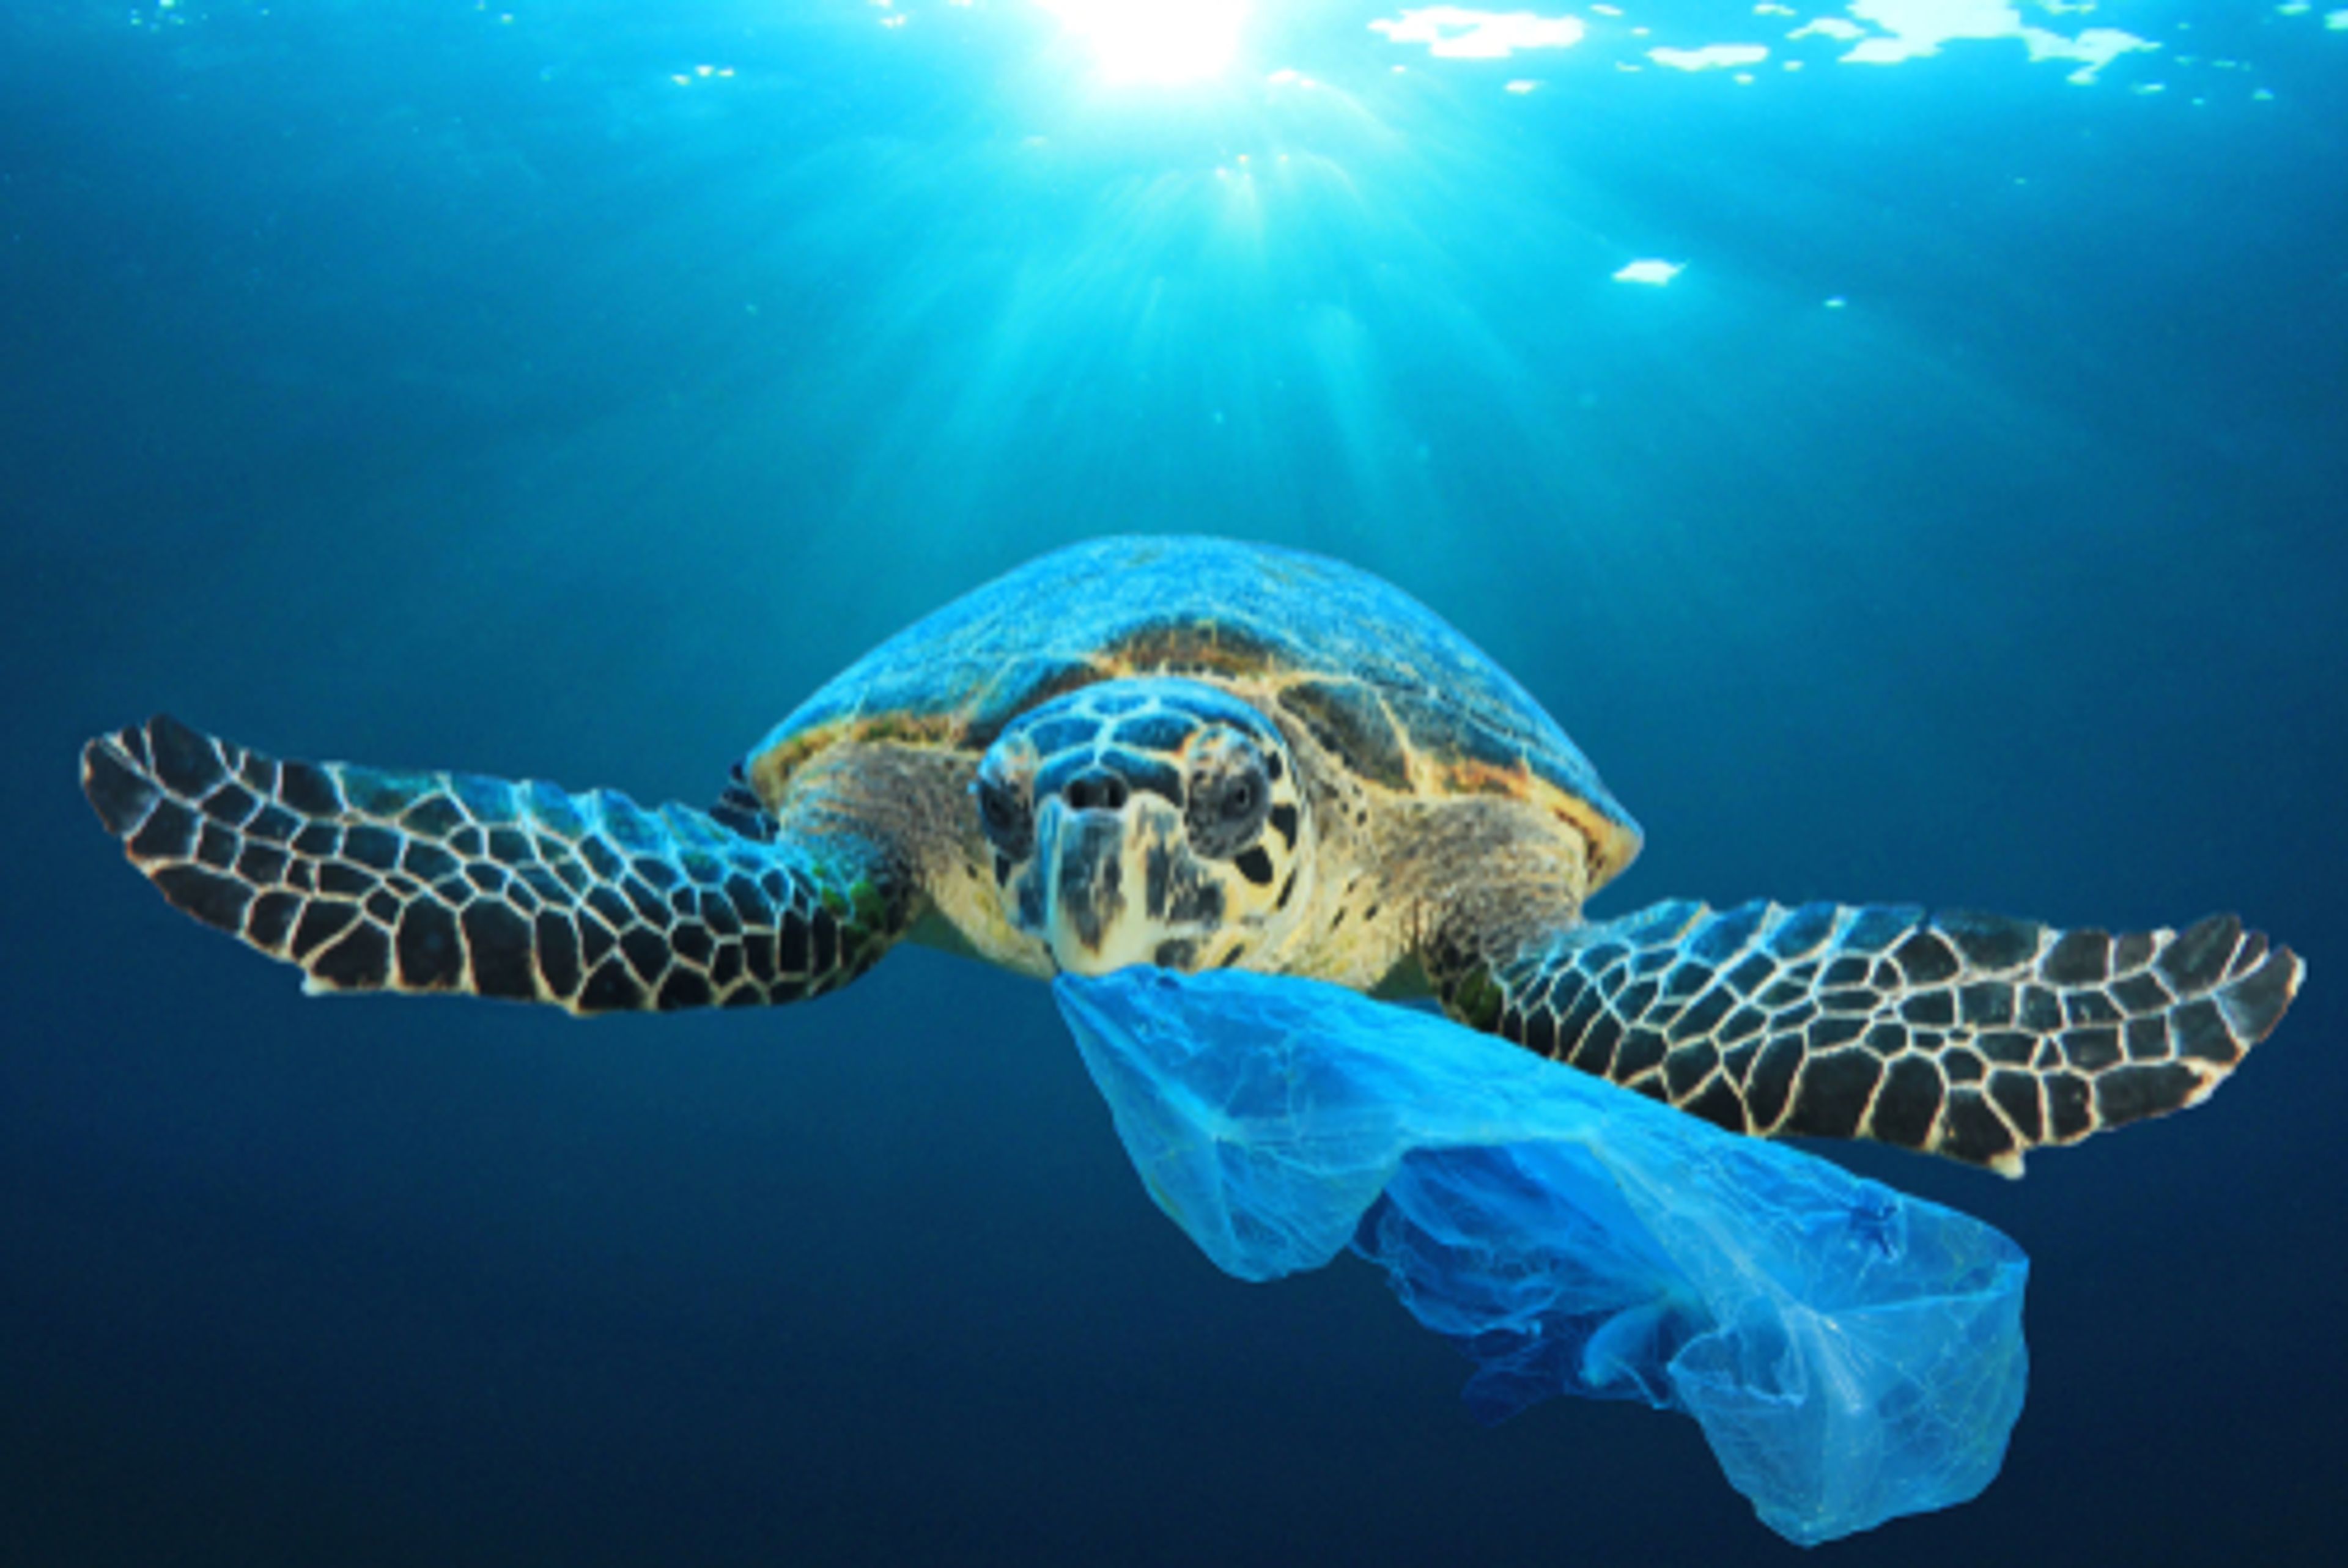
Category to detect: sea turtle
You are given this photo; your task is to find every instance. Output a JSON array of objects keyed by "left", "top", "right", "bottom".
[{"left": 82, "top": 536, "right": 2300, "bottom": 1174}]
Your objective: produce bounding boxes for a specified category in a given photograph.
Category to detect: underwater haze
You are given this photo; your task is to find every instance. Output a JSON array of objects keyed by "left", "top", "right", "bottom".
[{"left": 4, "top": 1, "right": 2344, "bottom": 1563}]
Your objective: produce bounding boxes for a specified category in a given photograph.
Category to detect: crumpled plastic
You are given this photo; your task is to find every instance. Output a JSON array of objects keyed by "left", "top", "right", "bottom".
[{"left": 1054, "top": 965, "right": 2028, "bottom": 1547}]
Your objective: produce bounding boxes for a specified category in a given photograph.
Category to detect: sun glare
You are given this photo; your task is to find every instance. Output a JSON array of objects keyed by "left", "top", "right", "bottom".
[{"left": 1035, "top": 0, "right": 1248, "bottom": 84}]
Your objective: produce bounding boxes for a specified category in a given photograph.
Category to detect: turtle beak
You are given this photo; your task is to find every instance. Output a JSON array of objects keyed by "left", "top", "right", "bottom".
[{"left": 1037, "top": 799, "right": 1131, "bottom": 975}]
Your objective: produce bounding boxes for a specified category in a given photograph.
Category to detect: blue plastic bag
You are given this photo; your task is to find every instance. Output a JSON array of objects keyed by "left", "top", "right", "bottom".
[{"left": 1054, "top": 966, "right": 2028, "bottom": 1547}]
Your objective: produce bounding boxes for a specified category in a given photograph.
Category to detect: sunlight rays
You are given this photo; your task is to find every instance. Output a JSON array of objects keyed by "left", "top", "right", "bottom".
[{"left": 1032, "top": 0, "right": 1249, "bottom": 85}]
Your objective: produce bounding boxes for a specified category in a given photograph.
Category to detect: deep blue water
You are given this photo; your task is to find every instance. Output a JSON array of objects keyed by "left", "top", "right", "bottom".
[{"left": 4, "top": 2, "right": 2343, "bottom": 1563}]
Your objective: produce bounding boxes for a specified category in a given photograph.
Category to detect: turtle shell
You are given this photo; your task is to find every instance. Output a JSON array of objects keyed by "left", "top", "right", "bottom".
[{"left": 744, "top": 536, "right": 1642, "bottom": 889}]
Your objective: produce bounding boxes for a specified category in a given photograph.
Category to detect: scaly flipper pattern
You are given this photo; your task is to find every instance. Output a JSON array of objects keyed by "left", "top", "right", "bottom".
[
  {"left": 82, "top": 715, "right": 910, "bottom": 1013},
  {"left": 1444, "top": 900, "right": 2302, "bottom": 1173}
]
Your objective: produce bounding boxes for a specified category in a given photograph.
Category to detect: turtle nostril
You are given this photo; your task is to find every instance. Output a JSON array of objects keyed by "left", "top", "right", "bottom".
[{"left": 1065, "top": 771, "right": 1129, "bottom": 813}]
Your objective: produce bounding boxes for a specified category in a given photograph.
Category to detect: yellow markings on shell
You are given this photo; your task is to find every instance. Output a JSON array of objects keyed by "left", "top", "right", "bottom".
[
  {"left": 1427, "top": 755, "right": 1642, "bottom": 893},
  {"left": 1102, "top": 623, "right": 1273, "bottom": 681},
  {"left": 1430, "top": 755, "right": 1530, "bottom": 800}
]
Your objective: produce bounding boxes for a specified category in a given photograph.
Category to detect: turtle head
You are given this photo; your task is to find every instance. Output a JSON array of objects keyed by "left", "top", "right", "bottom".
[{"left": 973, "top": 677, "right": 1312, "bottom": 976}]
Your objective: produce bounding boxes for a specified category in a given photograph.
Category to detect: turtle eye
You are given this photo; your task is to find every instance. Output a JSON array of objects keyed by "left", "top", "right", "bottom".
[
  {"left": 974, "top": 775, "right": 1034, "bottom": 859},
  {"left": 1186, "top": 754, "right": 1271, "bottom": 860}
]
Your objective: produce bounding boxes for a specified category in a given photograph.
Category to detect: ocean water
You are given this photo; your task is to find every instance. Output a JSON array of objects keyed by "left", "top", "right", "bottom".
[{"left": 3, "top": 2, "right": 2342, "bottom": 1562}]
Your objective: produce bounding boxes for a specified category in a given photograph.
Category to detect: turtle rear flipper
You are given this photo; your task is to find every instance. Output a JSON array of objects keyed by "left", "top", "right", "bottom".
[
  {"left": 1445, "top": 899, "right": 2302, "bottom": 1174},
  {"left": 83, "top": 715, "right": 912, "bottom": 1014}
]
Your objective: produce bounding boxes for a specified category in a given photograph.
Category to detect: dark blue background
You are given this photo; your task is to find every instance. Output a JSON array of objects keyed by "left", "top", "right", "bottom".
[{"left": 5, "top": 3, "right": 2342, "bottom": 1563}]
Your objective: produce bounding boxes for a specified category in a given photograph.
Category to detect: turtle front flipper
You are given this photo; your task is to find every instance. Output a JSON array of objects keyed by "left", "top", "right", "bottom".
[
  {"left": 83, "top": 715, "right": 914, "bottom": 1014},
  {"left": 1437, "top": 899, "right": 2302, "bottom": 1174}
]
